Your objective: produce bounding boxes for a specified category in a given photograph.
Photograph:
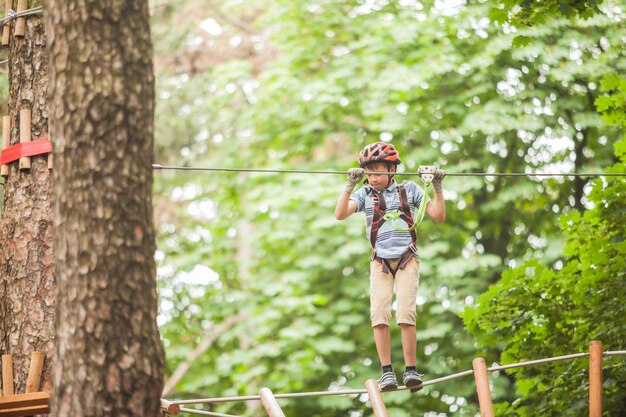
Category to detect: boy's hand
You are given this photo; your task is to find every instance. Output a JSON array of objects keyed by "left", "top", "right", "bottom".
[
  {"left": 345, "top": 168, "right": 365, "bottom": 193},
  {"left": 432, "top": 169, "right": 446, "bottom": 192}
]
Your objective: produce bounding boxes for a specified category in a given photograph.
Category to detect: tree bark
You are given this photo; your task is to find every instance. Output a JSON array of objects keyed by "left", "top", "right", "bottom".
[
  {"left": 0, "top": 0, "right": 54, "bottom": 394},
  {"left": 45, "top": 1, "right": 164, "bottom": 416}
]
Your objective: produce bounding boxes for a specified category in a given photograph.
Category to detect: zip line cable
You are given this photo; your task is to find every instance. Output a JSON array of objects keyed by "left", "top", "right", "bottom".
[{"left": 152, "top": 164, "right": 626, "bottom": 178}]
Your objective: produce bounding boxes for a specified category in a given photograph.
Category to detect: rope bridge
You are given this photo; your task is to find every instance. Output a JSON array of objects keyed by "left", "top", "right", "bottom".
[{"left": 159, "top": 341, "right": 625, "bottom": 417}]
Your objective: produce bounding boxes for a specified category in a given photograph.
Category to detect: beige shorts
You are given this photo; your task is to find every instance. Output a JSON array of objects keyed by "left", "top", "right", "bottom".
[{"left": 370, "top": 256, "right": 420, "bottom": 327}]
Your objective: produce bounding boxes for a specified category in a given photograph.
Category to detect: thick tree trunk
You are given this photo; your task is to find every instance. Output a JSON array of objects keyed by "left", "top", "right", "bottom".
[
  {"left": 0, "top": 0, "right": 54, "bottom": 393},
  {"left": 45, "top": 2, "right": 164, "bottom": 416}
]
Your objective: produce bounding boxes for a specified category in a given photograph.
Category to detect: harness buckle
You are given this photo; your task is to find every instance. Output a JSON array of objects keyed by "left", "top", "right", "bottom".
[{"left": 418, "top": 165, "right": 436, "bottom": 184}]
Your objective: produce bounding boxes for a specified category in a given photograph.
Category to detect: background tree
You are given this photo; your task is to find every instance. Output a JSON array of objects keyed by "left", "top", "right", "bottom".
[
  {"left": 46, "top": 1, "right": 164, "bottom": 416},
  {"left": 463, "top": 74, "right": 626, "bottom": 416},
  {"left": 0, "top": 0, "right": 54, "bottom": 393}
]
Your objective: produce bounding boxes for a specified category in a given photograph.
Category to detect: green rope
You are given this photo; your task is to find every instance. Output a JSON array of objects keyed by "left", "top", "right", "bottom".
[{"left": 383, "top": 182, "right": 434, "bottom": 231}]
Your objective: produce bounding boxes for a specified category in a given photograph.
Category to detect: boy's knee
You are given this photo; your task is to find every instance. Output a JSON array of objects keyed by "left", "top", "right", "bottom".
[
  {"left": 396, "top": 310, "right": 416, "bottom": 326},
  {"left": 371, "top": 308, "right": 392, "bottom": 327}
]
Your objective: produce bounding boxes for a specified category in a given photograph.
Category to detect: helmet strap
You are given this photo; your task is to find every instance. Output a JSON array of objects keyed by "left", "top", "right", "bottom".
[{"left": 387, "top": 163, "right": 395, "bottom": 184}]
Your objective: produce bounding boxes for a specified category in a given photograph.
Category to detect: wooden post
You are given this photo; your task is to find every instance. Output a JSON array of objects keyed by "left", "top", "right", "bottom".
[
  {"left": 47, "top": 130, "right": 52, "bottom": 170},
  {"left": 13, "top": 0, "right": 25, "bottom": 37},
  {"left": 1, "top": 0, "right": 11, "bottom": 46},
  {"left": 589, "top": 340, "right": 603, "bottom": 417},
  {"left": 472, "top": 358, "right": 494, "bottom": 417},
  {"left": 24, "top": 351, "right": 44, "bottom": 393},
  {"left": 365, "top": 379, "right": 389, "bottom": 417},
  {"left": 1, "top": 354, "right": 14, "bottom": 396},
  {"left": 18, "top": 108, "right": 30, "bottom": 170},
  {"left": 259, "top": 388, "right": 285, "bottom": 417},
  {"left": 1, "top": 115, "right": 10, "bottom": 176},
  {"left": 159, "top": 399, "right": 180, "bottom": 416}
]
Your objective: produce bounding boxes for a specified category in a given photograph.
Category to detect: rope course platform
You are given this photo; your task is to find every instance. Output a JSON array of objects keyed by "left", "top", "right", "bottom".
[{"left": 161, "top": 342, "right": 625, "bottom": 416}]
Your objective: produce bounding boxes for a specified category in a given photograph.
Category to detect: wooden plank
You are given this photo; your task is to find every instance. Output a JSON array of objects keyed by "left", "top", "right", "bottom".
[
  {"left": 1, "top": 0, "right": 12, "bottom": 46},
  {"left": 0, "top": 404, "right": 49, "bottom": 417},
  {"left": 13, "top": 0, "right": 25, "bottom": 37},
  {"left": 1, "top": 355, "right": 14, "bottom": 396},
  {"left": 1, "top": 115, "right": 10, "bottom": 176},
  {"left": 46, "top": 130, "right": 52, "bottom": 170},
  {"left": 0, "top": 392, "right": 49, "bottom": 411},
  {"left": 24, "top": 352, "right": 44, "bottom": 393},
  {"left": 18, "top": 108, "right": 31, "bottom": 170}
]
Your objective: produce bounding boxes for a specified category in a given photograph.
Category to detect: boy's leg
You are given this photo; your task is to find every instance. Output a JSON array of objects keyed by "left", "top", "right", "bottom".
[
  {"left": 373, "top": 324, "right": 391, "bottom": 365},
  {"left": 395, "top": 256, "right": 423, "bottom": 388},
  {"left": 395, "top": 256, "right": 420, "bottom": 356},
  {"left": 370, "top": 259, "right": 397, "bottom": 390},
  {"left": 399, "top": 324, "right": 416, "bottom": 366},
  {"left": 370, "top": 259, "right": 394, "bottom": 361}
]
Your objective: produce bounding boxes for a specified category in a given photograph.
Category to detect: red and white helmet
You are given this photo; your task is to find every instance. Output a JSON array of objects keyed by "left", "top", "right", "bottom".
[{"left": 358, "top": 142, "right": 401, "bottom": 167}]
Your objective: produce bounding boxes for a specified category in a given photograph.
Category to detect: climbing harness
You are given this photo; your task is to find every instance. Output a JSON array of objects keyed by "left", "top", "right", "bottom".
[
  {"left": 369, "top": 166, "right": 441, "bottom": 276},
  {"left": 370, "top": 183, "right": 418, "bottom": 277}
]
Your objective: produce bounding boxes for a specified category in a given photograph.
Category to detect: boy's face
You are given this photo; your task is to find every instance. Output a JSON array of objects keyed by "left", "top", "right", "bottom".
[{"left": 364, "top": 162, "right": 395, "bottom": 190}]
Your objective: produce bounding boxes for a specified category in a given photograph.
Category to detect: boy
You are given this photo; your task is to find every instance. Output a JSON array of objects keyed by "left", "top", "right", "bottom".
[{"left": 334, "top": 142, "right": 446, "bottom": 390}]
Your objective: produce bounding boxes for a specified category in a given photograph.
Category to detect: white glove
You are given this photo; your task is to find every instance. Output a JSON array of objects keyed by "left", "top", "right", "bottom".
[
  {"left": 345, "top": 168, "right": 365, "bottom": 193},
  {"left": 432, "top": 169, "right": 446, "bottom": 192}
]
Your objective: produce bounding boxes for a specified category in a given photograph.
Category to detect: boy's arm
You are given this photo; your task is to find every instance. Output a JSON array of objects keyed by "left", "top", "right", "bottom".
[
  {"left": 335, "top": 168, "right": 364, "bottom": 220},
  {"left": 425, "top": 169, "right": 446, "bottom": 222},
  {"left": 335, "top": 192, "right": 358, "bottom": 220}
]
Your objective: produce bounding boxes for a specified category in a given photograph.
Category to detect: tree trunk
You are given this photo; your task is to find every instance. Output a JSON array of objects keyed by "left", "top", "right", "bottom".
[
  {"left": 45, "top": 2, "right": 164, "bottom": 416},
  {"left": 0, "top": 0, "right": 54, "bottom": 393}
]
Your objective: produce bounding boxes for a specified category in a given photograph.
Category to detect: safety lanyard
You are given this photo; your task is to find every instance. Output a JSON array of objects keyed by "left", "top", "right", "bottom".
[{"left": 383, "top": 166, "right": 436, "bottom": 232}]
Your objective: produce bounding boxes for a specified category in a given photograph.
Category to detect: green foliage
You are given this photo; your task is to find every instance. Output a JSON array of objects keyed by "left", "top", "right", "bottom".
[
  {"left": 463, "top": 76, "right": 626, "bottom": 415},
  {"left": 596, "top": 73, "right": 626, "bottom": 128},
  {"left": 491, "top": 0, "right": 602, "bottom": 27}
]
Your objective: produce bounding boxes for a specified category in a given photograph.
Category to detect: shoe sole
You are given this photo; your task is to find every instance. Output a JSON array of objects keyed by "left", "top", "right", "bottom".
[
  {"left": 405, "top": 378, "right": 423, "bottom": 393},
  {"left": 379, "top": 383, "right": 398, "bottom": 391},
  {"left": 404, "top": 379, "right": 422, "bottom": 388}
]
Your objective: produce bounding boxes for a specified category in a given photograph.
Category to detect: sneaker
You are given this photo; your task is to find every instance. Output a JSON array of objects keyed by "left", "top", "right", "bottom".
[
  {"left": 378, "top": 370, "right": 398, "bottom": 391},
  {"left": 402, "top": 369, "right": 423, "bottom": 388}
]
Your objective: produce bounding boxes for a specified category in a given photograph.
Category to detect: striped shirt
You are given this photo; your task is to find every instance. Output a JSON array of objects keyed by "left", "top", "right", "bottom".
[{"left": 350, "top": 180, "right": 425, "bottom": 259}]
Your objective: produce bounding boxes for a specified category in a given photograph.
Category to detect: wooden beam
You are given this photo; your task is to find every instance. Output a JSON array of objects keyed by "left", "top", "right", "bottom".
[
  {"left": 589, "top": 340, "right": 603, "bottom": 417},
  {"left": 24, "top": 352, "right": 44, "bottom": 393},
  {"left": 1, "top": 115, "right": 10, "bottom": 176},
  {"left": 259, "top": 388, "right": 285, "bottom": 417},
  {"left": 365, "top": 379, "right": 388, "bottom": 417},
  {"left": 160, "top": 399, "right": 180, "bottom": 416},
  {"left": 0, "top": 404, "right": 49, "bottom": 417},
  {"left": 1, "top": 0, "right": 12, "bottom": 46},
  {"left": 13, "top": 0, "right": 25, "bottom": 37},
  {"left": 0, "top": 392, "right": 49, "bottom": 411},
  {"left": 473, "top": 357, "right": 494, "bottom": 417},
  {"left": 1, "top": 355, "right": 14, "bottom": 396},
  {"left": 18, "top": 108, "right": 31, "bottom": 170}
]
